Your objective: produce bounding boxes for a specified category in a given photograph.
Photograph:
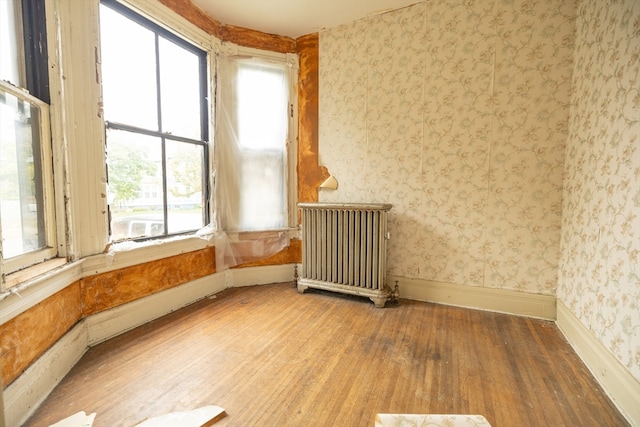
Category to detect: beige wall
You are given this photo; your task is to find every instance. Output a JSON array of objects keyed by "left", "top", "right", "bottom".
[
  {"left": 558, "top": 0, "right": 639, "bottom": 381},
  {"left": 318, "top": 0, "right": 575, "bottom": 294}
]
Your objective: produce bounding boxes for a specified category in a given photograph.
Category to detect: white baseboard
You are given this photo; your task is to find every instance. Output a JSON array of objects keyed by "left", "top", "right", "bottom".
[
  {"left": 86, "top": 264, "right": 295, "bottom": 345},
  {"left": 389, "top": 275, "right": 557, "bottom": 320},
  {"left": 5, "top": 264, "right": 296, "bottom": 426},
  {"left": 556, "top": 300, "right": 639, "bottom": 427},
  {"left": 85, "top": 272, "right": 228, "bottom": 345},
  {"left": 4, "top": 322, "right": 88, "bottom": 427},
  {"left": 231, "top": 263, "right": 296, "bottom": 287}
]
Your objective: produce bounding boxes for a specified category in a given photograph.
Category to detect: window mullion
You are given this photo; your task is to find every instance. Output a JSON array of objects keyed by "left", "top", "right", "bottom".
[
  {"left": 154, "top": 33, "right": 169, "bottom": 237},
  {"left": 105, "top": 121, "right": 205, "bottom": 145}
]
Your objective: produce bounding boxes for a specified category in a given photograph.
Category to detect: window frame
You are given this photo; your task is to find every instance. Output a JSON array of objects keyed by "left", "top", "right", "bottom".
[
  {"left": 0, "top": 0, "right": 57, "bottom": 290},
  {"left": 100, "top": 0, "right": 211, "bottom": 243}
]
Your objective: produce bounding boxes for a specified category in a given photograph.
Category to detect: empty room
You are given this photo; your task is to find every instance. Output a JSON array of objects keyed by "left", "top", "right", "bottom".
[{"left": 0, "top": 0, "right": 638, "bottom": 426}]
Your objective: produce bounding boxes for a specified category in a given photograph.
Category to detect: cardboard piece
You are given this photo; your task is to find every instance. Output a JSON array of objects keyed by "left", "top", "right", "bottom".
[{"left": 133, "top": 405, "right": 226, "bottom": 427}]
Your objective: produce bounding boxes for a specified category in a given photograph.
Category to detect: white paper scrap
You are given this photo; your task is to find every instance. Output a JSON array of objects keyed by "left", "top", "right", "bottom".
[
  {"left": 133, "top": 405, "right": 226, "bottom": 427},
  {"left": 48, "top": 411, "right": 96, "bottom": 427}
]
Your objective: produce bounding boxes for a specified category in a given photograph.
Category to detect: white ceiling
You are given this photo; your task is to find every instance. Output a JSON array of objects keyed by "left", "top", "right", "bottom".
[{"left": 190, "top": 0, "right": 421, "bottom": 39}]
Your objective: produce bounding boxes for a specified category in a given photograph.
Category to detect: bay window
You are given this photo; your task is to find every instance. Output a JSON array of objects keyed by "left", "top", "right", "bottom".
[{"left": 99, "top": 0, "right": 298, "bottom": 257}]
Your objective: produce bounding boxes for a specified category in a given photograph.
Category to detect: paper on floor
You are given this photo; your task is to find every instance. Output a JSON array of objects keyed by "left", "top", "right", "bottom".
[
  {"left": 48, "top": 411, "right": 96, "bottom": 427},
  {"left": 375, "top": 414, "right": 492, "bottom": 427},
  {"left": 133, "top": 405, "right": 226, "bottom": 427}
]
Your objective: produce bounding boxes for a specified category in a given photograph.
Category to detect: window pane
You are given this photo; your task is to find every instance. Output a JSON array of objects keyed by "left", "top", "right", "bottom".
[
  {"left": 0, "top": 90, "right": 46, "bottom": 258},
  {"left": 107, "top": 130, "right": 163, "bottom": 240},
  {"left": 0, "top": 0, "right": 24, "bottom": 87},
  {"left": 166, "top": 140, "right": 204, "bottom": 234},
  {"left": 237, "top": 63, "right": 287, "bottom": 150},
  {"left": 240, "top": 149, "right": 286, "bottom": 230},
  {"left": 235, "top": 61, "right": 288, "bottom": 230},
  {"left": 100, "top": 5, "right": 158, "bottom": 130},
  {"left": 159, "top": 37, "right": 202, "bottom": 140}
]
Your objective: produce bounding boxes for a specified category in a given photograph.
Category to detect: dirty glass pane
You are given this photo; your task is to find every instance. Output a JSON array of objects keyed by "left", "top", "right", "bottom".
[
  {"left": 100, "top": 4, "right": 158, "bottom": 130},
  {"left": 0, "top": 90, "right": 46, "bottom": 258},
  {"left": 166, "top": 139, "right": 204, "bottom": 234},
  {"left": 159, "top": 37, "right": 202, "bottom": 140},
  {"left": 107, "top": 129, "right": 163, "bottom": 241},
  {"left": 0, "top": 0, "right": 24, "bottom": 87}
]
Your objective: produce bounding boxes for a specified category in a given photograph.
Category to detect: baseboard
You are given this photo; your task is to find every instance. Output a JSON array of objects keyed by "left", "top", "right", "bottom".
[
  {"left": 4, "top": 322, "right": 88, "bottom": 427},
  {"left": 556, "top": 300, "right": 639, "bottom": 427},
  {"left": 86, "top": 264, "right": 295, "bottom": 345},
  {"left": 85, "top": 272, "right": 228, "bottom": 345},
  {"left": 4, "top": 264, "right": 296, "bottom": 425},
  {"left": 389, "top": 275, "right": 556, "bottom": 320},
  {"left": 231, "top": 263, "right": 296, "bottom": 287}
]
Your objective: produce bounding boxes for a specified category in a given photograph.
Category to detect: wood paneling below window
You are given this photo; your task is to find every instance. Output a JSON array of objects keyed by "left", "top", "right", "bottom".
[{"left": 0, "top": 283, "right": 82, "bottom": 386}]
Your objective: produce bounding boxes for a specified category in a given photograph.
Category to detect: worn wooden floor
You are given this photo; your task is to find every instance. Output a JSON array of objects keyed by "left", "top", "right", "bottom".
[{"left": 24, "top": 283, "right": 628, "bottom": 427}]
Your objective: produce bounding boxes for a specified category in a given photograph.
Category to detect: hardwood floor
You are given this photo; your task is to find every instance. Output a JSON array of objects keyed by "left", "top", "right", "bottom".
[{"left": 24, "top": 283, "right": 629, "bottom": 427}]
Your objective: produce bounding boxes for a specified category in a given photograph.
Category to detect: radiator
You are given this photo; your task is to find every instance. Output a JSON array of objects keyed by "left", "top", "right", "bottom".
[{"left": 297, "top": 202, "right": 395, "bottom": 307}]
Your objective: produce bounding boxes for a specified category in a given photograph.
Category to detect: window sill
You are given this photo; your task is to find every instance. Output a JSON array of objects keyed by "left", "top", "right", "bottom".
[
  {"left": 82, "top": 227, "right": 299, "bottom": 276},
  {"left": 4, "top": 258, "right": 68, "bottom": 290},
  {"left": 83, "top": 233, "right": 215, "bottom": 276}
]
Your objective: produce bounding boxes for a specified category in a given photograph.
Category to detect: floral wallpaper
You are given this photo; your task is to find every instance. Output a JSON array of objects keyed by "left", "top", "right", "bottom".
[
  {"left": 319, "top": 0, "right": 575, "bottom": 294},
  {"left": 558, "top": 0, "right": 639, "bottom": 380}
]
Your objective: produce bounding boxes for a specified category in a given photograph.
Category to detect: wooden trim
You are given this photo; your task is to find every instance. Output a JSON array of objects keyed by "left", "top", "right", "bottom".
[
  {"left": 155, "top": 0, "right": 222, "bottom": 35},
  {"left": 390, "top": 275, "right": 557, "bottom": 320},
  {"left": 0, "top": 261, "right": 83, "bottom": 326},
  {"left": 557, "top": 300, "right": 640, "bottom": 426},
  {"left": 219, "top": 24, "right": 295, "bottom": 53},
  {"left": 80, "top": 247, "right": 217, "bottom": 316},
  {"left": 156, "top": 0, "right": 295, "bottom": 53},
  {"left": 296, "top": 33, "right": 329, "bottom": 205}
]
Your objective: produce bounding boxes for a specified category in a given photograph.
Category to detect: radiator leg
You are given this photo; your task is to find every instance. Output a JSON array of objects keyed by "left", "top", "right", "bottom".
[
  {"left": 297, "top": 283, "right": 308, "bottom": 294},
  {"left": 369, "top": 296, "right": 388, "bottom": 308}
]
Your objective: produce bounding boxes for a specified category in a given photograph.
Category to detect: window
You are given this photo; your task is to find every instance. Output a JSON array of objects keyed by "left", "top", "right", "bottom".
[
  {"left": 99, "top": 0, "right": 209, "bottom": 242},
  {"left": 0, "top": 0, "right": 56, "bottom": 287},
  {"left": 216, "top": 55, "right": 295, "bottom": 232}
]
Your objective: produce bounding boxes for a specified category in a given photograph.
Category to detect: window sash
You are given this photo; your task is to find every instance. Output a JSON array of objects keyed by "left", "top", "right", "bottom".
[
  {"left": 0, "top": 0, "right": 50, "bottom": 102},
  {"left": 0, "top": 81, "right": 57, "bottom": 286}
]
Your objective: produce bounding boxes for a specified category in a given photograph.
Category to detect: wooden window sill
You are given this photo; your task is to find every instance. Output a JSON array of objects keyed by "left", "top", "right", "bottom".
[{"left": 5, "top": 258, "right": 68, "bottom": 290}]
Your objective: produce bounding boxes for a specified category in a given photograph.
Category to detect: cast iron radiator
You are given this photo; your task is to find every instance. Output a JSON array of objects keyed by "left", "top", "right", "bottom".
[{"left": 297, "top": 202, "right": 394, "bottom": 307}]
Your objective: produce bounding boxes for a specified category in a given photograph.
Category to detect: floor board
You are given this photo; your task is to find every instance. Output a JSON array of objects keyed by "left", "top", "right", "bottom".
[{"left": 23, "top": 283, "right": 629, "bottom": 426}]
